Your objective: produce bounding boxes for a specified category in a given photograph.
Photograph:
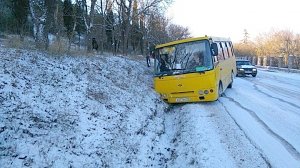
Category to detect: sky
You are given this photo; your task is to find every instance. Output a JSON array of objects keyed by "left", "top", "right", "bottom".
[{"left": 167, "top": 0, "right": 300, "bottom": 42}]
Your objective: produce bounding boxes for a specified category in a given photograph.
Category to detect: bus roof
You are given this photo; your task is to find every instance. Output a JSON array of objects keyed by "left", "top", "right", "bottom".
[{"left": 155, "top": 36, "right": 231, "bottom": 49}]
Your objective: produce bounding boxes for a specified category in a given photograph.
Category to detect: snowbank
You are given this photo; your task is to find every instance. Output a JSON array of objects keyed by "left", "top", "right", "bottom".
[{"left": 0, "top": 48, "right": 168, "bottom": 167}]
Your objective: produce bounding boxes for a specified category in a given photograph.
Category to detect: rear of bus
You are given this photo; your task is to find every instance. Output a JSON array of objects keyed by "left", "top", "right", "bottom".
[{"left": 153, "top": 36, "right": 235, "bottom": 103}]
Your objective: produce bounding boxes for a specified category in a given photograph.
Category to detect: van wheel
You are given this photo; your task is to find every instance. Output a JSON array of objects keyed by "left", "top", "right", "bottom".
[
  {"left": 228, "top": 72, "right": 234, "bottom": 88},
  {"left": 218, "top": 82, "right": 223, "bottom": 97}
]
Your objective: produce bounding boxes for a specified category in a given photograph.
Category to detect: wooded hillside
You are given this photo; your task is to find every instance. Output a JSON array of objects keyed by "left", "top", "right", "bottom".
[{"left": 0, "top": 0, "right": 190, "bottom": 55}]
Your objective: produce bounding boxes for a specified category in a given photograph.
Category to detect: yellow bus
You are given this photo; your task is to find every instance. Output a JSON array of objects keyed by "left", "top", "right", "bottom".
[{"left": 153, "top": 36, "right": 236, "bottom": 103}]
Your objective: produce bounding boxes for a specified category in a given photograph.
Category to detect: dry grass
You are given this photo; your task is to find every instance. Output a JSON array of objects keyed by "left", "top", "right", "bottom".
[
  {"left": 47, "top": 39, "right": 69, "bottom": 55},
  {"left": 47, "top": 38, "right": 95, "bottom": 57},
  {"left": 0, "top": 34, "right": 85, "bottom": 56},
  {"left": 3, "top": 35, "right": 35, "bottom": 50},
  {"left": 0, "top": 34, "right": 147, "bottom": 60}
]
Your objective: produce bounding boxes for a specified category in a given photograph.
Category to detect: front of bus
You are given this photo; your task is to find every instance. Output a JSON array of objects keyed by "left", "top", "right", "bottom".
[{"left": 153, "top": 37, "right": 219, "bottom": 103}]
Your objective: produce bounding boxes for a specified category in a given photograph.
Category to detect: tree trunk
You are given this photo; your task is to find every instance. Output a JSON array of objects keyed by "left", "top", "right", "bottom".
[
  {"left": 34, "top": 20, "right": 48, "bottom": 49},
  {"left": 29, "top": 0, "right": 48, "bottom": 50},
  {"left": 82, "top": 0, "right": 97, "bottom": 52}
]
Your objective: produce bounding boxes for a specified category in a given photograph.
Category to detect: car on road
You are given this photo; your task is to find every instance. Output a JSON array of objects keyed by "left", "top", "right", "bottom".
[{"left": 236, "top": 59, "right": 257, "bottom": 77}]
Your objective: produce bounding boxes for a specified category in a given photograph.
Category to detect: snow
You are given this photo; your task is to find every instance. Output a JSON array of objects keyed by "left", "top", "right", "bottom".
[
  {"left": 0, "top": 48, "right": 168, "bottom": 167},
  {"left": 1, "top": 46, "right": 300, "bottom": 167},
  {"left": 222, "top": 69, "right": 300, "bottom": 167}
]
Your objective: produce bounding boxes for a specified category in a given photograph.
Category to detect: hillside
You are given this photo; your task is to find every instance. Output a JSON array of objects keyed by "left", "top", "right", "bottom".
[{"left": 0, "top": 47, "right": 169, "bottom": 167}]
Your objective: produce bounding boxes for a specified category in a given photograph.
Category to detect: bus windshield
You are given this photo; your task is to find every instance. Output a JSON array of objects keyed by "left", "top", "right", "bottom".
[{"left": 155, "top": 40, "right": 213, "bottom": 76}]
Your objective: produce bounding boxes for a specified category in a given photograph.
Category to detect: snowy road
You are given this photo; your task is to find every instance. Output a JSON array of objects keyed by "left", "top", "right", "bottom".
[
  {"left": 163, "top": 69, "right": 300, "bottom": 167},
  {"left": 223, "top": 69, "right": 300, "bottom": 167}
]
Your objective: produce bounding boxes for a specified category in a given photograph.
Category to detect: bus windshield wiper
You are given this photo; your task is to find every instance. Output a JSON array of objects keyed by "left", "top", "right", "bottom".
[
  {"left": 157, "top": 71, "right": 173, "bottom": 77},
  {"left": 171, "top": 68, "right": 185, "bottom": 71}
]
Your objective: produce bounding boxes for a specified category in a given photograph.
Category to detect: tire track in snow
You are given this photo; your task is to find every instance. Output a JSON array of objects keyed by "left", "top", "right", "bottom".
[
  {"left": 252, "top": 84, "right": 300, "bottom": 116},
  {"left": 218, "top": 100, "right": 272, "bottom": 167},
  {"left": 257, "top": 70, "right": 300, "bottom": 88},
  {"left": 160, "top": 104, "right": 185, "bottom": 166},
  {"left": 245, "top": 78, "right": 300, "bottom": 102},
  {"left": 244, "top": 78, "right": 300, "bottom": 117},
  {"left": 222, "top": 95, "right": 300, "bottom": 161}
]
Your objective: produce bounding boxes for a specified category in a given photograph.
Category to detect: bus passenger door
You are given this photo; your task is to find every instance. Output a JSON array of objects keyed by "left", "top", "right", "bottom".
[
  {"left": 217, "top": 42, "right": 226, "bottom": 86},
  {"left": 220, "top": 42, "right": 231, "bottom": 87}
]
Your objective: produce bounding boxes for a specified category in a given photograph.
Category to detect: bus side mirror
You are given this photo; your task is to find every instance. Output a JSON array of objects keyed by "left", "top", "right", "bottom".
[{"left": 211, "top": 43, "right": 218, "bottom": 56}]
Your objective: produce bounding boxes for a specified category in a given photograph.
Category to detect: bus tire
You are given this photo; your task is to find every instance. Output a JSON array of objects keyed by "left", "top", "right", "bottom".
[
  {"left": 218, "top": 82, "right": 223, "bottom": 98},
  {"left": 228, "top": 72, "right": 234, "bottom": 88}
]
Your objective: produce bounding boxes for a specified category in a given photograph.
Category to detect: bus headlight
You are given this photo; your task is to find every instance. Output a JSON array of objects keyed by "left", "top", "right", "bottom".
[
  {"left": 199, "top": 90, "right": 209, "bottom": 95},
  {"left": 198, "top": 90, "right": 204, "bottom": 95},
  {"left": 238, "top": 68, "right": 244, "bottom": 71},
  {"left": 253, "top": 69, "right": 257, "bottom": 71},
  {"left": 161, "top": 94, "right": 167, "bottom": 99}
]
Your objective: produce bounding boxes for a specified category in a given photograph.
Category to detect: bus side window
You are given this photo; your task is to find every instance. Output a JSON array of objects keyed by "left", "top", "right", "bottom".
[
  {"left": 218, "top": 42, "right": 225, "bottom": 60},
  {"left": 221, "top": 42, "right": 229, "bottom": 59},
  {"left": 225, "top": 42, "right": 232, "bottom": 57},
  {"left": 229, "top": 42, "right": 235, "bottom": 56}
]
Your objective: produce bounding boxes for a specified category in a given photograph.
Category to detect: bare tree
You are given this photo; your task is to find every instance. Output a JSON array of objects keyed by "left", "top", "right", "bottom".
[
  {"left": 77, "top": 0, "right": 97, "bottom": 52},
  {"left": 146, "top": 12, "right": 169, "bottom": 45},
  {"left": 243, "top": 29, "right": 249, "bottom": 44},
  {"left": 105, "top": 0, "right": 115, "bottom": 52},
  {"left": 167, "top": 24, "right": 190, "bottom": 41},
  {"left": 11, "top": 0, "right": 30, "bottom": 41},
  {"left": 29, "top": 0, "right": 48, "bottom": 49},
  {"left": 63, "top": 0, "right": 75, "bottom": 50},
  {"left": 116, "top": 0, "right": 133, "bottom": 55}
]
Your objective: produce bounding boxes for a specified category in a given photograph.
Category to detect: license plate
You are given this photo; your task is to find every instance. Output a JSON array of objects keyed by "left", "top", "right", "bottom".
[
  {"left": 176, "top": 97, "right": 189, "bottom": 102},
  {"left": 245, "top": 71, "right": 252, "bottom": 73}
]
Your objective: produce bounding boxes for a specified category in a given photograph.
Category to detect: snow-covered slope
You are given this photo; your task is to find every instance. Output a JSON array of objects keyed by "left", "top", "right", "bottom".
[{"left": 0, "top": 48, "right": 169, "bottom": 167}]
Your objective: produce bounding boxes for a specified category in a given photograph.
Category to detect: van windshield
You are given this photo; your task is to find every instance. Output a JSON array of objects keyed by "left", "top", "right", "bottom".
[{"left": 155, "top": 40, "right": 213, "bottom": 76}]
